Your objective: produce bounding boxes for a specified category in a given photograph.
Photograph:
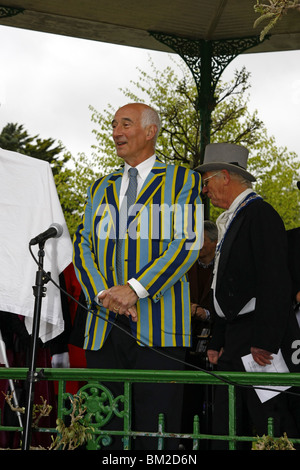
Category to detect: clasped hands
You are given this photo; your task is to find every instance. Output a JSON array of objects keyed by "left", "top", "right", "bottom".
[
  {"left": 98, "top": 284, "right": 139, "bottom": 322},
  {"left": 191, "top": 302, "right": 208, "bottom": 321}
]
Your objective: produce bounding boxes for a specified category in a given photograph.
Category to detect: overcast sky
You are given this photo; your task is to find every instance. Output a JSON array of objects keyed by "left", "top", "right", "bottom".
[{"left": 1, "top": 24, "right": 300, "bottom": 162}]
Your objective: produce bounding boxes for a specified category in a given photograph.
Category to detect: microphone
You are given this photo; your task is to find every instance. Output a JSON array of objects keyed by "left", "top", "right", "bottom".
[
  {"left": 29, "top": 223, "right": 63, "bottom": 246},
  {"left": 297, "top": 181, "right": 300, "bottom": 190}
]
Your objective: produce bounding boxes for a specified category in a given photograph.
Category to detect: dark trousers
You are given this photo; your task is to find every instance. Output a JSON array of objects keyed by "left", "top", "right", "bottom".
[
  {"left": 211, "top": 375, "right": 300, "bottom": 450},
  {"left": 85, "top": 315, "right": 186, "bottom": 450}
]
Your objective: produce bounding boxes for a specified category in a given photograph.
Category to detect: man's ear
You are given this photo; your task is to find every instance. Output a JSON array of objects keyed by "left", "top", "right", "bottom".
[
  {"left": 221, "top": 169, "right": 231, "bottom": 185},
  {"left": 146, "top": 124, "right": 157, "bottom": 141}
]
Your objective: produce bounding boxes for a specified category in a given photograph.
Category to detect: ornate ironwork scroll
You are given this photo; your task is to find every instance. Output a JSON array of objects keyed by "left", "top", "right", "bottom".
[
  {"left": 62, "top": 383, "right": 127, "bottom": 450},
  {"left": 149, "top": 31, "right": 264, "bottom": 216},
  {"left": 150, "top": 31, "right": 262, "bottom": 109}
]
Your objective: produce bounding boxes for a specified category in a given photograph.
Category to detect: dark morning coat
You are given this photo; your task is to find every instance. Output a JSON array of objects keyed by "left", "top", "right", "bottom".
[{"left": 209, "top": 197, "right": 300, "bottom": 372}]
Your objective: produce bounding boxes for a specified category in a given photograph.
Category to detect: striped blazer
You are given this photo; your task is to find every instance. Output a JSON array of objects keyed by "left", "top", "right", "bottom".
[{"left": 73, "top": 160, "right": 202, "bottom": 350}]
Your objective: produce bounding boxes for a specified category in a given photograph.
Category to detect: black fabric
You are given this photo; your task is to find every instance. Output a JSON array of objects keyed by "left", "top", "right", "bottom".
[
  {"left": 214, "top": 199, "right": 295, "bottom": 353},
  {"left": 287, "top": 227, "right": 300, "bottom": 300},
  {"left": 209, "top": 198, "right": 300, "bottom": 445},
  {"left": 85, "top": 315, "right": 186, "bottom": 450}
]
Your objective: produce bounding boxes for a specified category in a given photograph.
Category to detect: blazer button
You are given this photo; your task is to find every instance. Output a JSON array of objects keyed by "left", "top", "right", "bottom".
[{"left": 109, "top": 266, "right": 114, "bottom": 271}]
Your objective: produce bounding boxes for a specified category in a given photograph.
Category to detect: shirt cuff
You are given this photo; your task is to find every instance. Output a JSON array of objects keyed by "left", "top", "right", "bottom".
[
  {"left": 94, "top": 290, "right": 105, "bottom": 306},
  {"left": 128, "top": 278, "right": 149, "bottom": 298}
]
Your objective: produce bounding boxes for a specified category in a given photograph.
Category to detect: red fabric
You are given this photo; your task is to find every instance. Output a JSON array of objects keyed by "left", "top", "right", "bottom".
[
  {"left": 0, "top": 263, "right": 87, "bottom": 448},
  {"left": 0, "top": 348, "right": 57, "bottom": 449},
  {"left": 56, "top": 263, "right": 86, "bottom": 394}
]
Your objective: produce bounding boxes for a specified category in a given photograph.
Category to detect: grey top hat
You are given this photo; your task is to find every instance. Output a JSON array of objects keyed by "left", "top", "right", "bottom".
[{"left": 195, "top": 143, "right": 256, "bottom": 182}]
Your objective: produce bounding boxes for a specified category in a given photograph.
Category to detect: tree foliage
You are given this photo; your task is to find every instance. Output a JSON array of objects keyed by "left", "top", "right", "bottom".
[
  {"left": 0, "top": 123, "right": 68, "bottom": 175},
  {"left": 0, "top": 122, "right": 79, "bottom": 234},
  {"left": 90, "top": 59, "right": 264, "bottom": 170},
  {"left": 247, "top": 131, "right": 300, "bottom": 228},
  {"left": 87, "top": 58, "right": 300, "bottom": 229},
  {"left": 2, "top": 59, "right": 299, "bottom": 234},
  {"left": 53, "top": 150, "right": 101, "bottom": 236},
  {"left": 119, "top": 59, "right": 263, "bottom": 169}
]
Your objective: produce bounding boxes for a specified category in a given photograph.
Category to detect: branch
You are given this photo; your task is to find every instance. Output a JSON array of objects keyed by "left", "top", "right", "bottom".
[
  {"left": 32, "top": 396, "right": 52, "bottom": 428},
  {"left": 2, "top": 391, "right": 25, "bottom": 414},
  {"left": 253, "top": 0, "right": 300, "bottom": 40}
]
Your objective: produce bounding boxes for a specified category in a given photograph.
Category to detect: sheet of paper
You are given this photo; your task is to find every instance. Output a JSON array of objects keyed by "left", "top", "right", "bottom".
[{"left": 241, "top": 349, "right": 291, "bottom": 403}]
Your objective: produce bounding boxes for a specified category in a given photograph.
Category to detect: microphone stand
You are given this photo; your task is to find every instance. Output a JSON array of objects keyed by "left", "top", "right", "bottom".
[{"left": 22, "top": 241, "right": 48, "bottom": 450}]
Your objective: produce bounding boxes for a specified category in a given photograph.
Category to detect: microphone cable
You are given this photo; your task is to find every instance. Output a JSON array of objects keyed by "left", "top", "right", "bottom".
[{"left": 28, "top": 243, "right": 300, "bottom": 398}]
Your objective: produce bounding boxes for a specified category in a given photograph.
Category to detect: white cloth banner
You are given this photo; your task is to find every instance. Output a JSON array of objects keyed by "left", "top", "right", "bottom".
[{"left": 0, "top": 148, "right": 73, "bottom": 342}]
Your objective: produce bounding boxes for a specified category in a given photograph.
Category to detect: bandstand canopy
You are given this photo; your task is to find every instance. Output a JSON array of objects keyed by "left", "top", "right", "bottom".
[{"left": 1, "top": 0, "right": 300, "bottom": 55}]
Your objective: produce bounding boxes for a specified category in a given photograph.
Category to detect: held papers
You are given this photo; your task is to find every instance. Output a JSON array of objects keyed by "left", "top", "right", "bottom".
[{"left": 241, "top": 349, "right": 290, "bottom": 403}]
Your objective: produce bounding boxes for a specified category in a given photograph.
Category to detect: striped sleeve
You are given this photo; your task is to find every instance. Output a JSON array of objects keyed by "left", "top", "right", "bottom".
[{"left": 73, "top": 179, "right": 109, "bottom": 306}]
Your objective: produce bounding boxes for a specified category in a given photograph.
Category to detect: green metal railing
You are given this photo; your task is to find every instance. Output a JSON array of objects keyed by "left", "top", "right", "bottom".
[{"left": 0, "top": 367, "right": 300, "bottom": 450}]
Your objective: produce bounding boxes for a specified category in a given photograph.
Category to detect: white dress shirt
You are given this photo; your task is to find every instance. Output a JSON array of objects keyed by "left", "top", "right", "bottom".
[
  {"left": 122, "top": 155, "right": 156, "bottom": 298},
  {"left": 96, "top": 155, "right": 156, "bottom": 304},
  {"left": 119, "top": 154, "right": 156, "bottom": 208},
  {"left": 212, "top": 189, "right": 256, "bottom": 317}
]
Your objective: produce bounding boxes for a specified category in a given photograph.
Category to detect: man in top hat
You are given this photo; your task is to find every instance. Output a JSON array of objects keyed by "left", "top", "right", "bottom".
[{"left": 196, "top": 142, "right": 300, "bottom": 448}]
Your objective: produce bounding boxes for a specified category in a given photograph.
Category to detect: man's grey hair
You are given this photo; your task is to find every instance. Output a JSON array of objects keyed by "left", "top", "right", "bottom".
[
  {"left": 141, "top": 106, "right": 162, "bottom": 143},
  {"left": 228, "top": 171, "right": 253, "bottom": 188},
  {"left": 204, "top": 220, "right": 218, "bottom": 242}
]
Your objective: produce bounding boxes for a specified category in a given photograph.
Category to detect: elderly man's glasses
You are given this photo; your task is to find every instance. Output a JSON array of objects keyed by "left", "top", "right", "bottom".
[{"left": 202, "top": 171, "right": 222, "bottom": 187}]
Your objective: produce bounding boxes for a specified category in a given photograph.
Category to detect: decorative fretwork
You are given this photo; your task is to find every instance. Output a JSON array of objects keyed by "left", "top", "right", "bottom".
[
  {"left": 62, "top": 382, "right": 127, "bottom": 450},
  {"left": 149, "top": 32, "right": 263, "bottom": 105},
  {"left": 0, "top": 367, "right": 299, "bottom": 450},
  {"left": 149, "top": 32, "right": 265, "bottom": 216},
  {"left": 0, "top": 5, "right": 24, "bottom": 18}
]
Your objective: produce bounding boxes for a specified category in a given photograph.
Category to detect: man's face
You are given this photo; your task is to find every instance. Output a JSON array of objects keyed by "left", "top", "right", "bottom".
[
  {"left": 202, "top": 171, "right": 227, "bottom": 209},
  {"left": 112, "top": 104, "right": 151, "bottom": 164}
]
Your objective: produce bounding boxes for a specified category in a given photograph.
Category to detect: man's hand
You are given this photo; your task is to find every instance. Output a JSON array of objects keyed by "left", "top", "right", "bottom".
[
  {"left": 98, "top": 285, "right": 139, "bottom": 322},
  {"left": 251, "top": 347, "right": 273, "bottom": 366},
  {"left": 191, "top": 303, "right": 198, "bottom": 316}
]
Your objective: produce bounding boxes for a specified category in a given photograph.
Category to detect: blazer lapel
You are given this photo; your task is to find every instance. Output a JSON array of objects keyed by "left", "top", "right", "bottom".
[
  {"left": 101, "top": 161, "right": 167, "bottom": 233},
  {"left": 103, "top": 168, "right": 123, "bottom": 237},
  {"left": 105, "top": 168, "right": 123, "bottom": 206},
  {"left": 128, "top": 161, "right": 167, "bottom": 225}
]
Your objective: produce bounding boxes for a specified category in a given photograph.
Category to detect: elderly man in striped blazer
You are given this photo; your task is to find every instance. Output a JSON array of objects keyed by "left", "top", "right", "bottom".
[{"left": 73, "top": 103, "right": 202, "bottom": 449}]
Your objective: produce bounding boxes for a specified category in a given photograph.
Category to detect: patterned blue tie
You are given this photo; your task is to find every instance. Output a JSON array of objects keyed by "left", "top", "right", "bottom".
[{"left": 116, "top": 167, "right": 138, "bottom": 284}]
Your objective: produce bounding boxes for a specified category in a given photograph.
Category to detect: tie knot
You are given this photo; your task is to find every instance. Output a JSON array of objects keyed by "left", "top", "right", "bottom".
[{"left": 128, "top": 167, "right": 138, "bottom": 178}]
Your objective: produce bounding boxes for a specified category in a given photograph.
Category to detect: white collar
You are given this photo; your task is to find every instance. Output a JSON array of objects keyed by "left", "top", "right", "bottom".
[
  {"left": 124, "top": 154, "right": 156, "bottom": 182},
  {"left": 216, "top": 189, "right": 254, "bottom": 242},
  {"left": 227, "top": 188, "right": 254, "bottom": 215}
]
